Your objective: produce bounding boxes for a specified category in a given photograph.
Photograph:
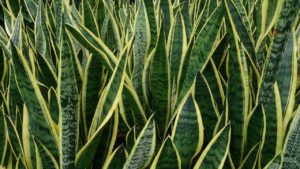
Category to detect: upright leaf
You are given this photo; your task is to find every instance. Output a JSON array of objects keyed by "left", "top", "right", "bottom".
[
  {"left": 150, "top": 137, "right": 181, "bottom": 169},
  {"left": 258, "top": 0, "right": 299, "bottom": 164},
  {"left": 58, "top": 29, "right": 79, "bottom": 169},
  {"left": 194, "top": 124, "right": 231, "bottom": 169},
  {"left": 123, "top": 116, "right": 156, "bottom": 169},
  {"left": 133, "top": 0, "right": 150, "bottom": 100},
  {"left": 282, "top": 106, "right": 300, "bottom": 169},
  {"left": 178, "top": 3, "right": 223, "bottom": 105},
  {"left": 149, "top": 27, "right": 170, "bottom": 138},
  {"left": 172, "top": 95, "right": 204, "bottom": 168}
]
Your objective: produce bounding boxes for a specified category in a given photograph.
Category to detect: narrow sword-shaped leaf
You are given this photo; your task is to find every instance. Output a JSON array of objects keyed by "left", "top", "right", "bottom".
[
  {"left": 150, "top": 137, "right": 181, "bottom": 169},
  {"left": 239, "top": 143, "right": 260, "bottom": 169},
  {"left": 264, "top": 153, "right": 282, "bottom": 169},
  {"left": 133, "top": 0, "right": 150, "bottom": 101},
  {"left": 245, "top": 105, "right": 266, "bottom": 156},
  {"left": 194, "top": 124, "right": 231, "bottom": 169},
  {"left": 144, "top": 0, "right": 157, "bottom": 50},
  {"left": 81, "top": 53, "right": 103, "bottom": 137},
  {"left": 11, "top": 43, "right": 59, "bottom": 162},
  {"left": 123, "top": 116, "right": 156, "bottom": 169},
  {"left": 172, "top": 95, "right": 204, "bottom": 168},
  {"left": 282, "top": 106, "right": 300, "bottom": 169},
  {"left": 177, "top": 3, "right": 224, "bottom": 106},
  {"left": 277, "top": 31, "right": 296, "bottom": 117},
  {"left": 102, "top": 145, "right": 127, "bottom": 169},
  {"left": 76, "top": 48, "right": 127, "bottom": 169},
  {"left": 170, "top": 11, "right": 186, "bottom": 89},
  {"left": 159, "top": 0, "right": 173, "bottom": 38},
  {"left": 224, "top": 0, "right": 256, "bottom": 65},
  {"left": 225, "top": 19, "right": 249, "bottom": 164},
  {"left": 82, "top": 0, "right": 99, "bottom": 36},
  {"left": 149, "top": 27, "right": 170, "bottom": 138},
  {"left": 195, "top": 72, "right": 219, "bottom": 143},
  {"left": 258, "top": 0, "right": 299, "bottom": 164},
  {"left": 57, "top": 28, "right": 79, "bottom": 169},
  {"left": 0, "top": 106, "right": 5, "bottom": 159}
]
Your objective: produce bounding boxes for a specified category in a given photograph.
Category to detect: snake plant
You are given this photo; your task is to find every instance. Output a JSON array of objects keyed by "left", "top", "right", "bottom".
[{"left": 0, "top": 0, "right": 299, "bottom": 168}]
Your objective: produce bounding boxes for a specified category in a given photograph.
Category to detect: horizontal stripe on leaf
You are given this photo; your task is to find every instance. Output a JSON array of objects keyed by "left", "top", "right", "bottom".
[
  {"left": 282, "top": 106, "right": 300, "bottom": 169},
  {"left": 258, "top": 0, "right": 299, "bottom": 165},
  {"left": 226, "top": 19, "right": 249, "bottom": 165},
  {"left": 103, "top": 145, "right": 127, "bottom": 169},
  {"left": 195, "top": 72, "right": 219, "bottom": 143},
  {"left": 149, "top": 26, "right": 170, "bottom": 138},
  {"left": 133, "top": 0, "right": 150, "bottom": 101},
  {"left": 11, "top": 44, "right": 59, "bottom": 163},
  {"left": 194, "top": 124, "right": 231, "bottom": 169},
  {"left": 123, "top": 116, "right": 156, "bottom": 169},
  {"left": 224, "top": 0, "right": 256, "bottom": 66},
  {"left": 276, "top": 31, "right": 295, "bottom": 116},
  {"left": 246, "top": 105, "right": 265, "bottom": 154},
  {"left": 172, "top": 95, "right": 203, "bottom": 169},
  {"left": 150, "top": 137, "right": 181, "bottom": 169},
  {"left": 76, "top": 49, "right": 127, "bottom": 169},
  {"left": 81, "top": 54, "right": 103, "bottom": 137},
  {"left": 178, "top": 3, "right": 224, "bottom": 106},
  {"left": 58, "top": 29, "right": 79, "bottom": 169}
]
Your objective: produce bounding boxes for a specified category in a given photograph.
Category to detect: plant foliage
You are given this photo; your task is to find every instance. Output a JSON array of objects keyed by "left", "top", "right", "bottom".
[{"left": 0, "top": 0, "right": 299, "bottom": 168}]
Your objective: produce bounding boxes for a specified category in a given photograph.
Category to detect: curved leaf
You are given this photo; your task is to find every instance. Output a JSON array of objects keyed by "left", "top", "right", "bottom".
[
  {"left": 178, "top": 3, "right": 224, "bottom": 105},
  {"left": 149, "top": 27, "right": 170, "bottom": 138},
  {"left": 194, "top": 124, "right": 231, "bottom": 169},
  {"left": 282, "top": 106, "right": 300, "bottom": 169},
  {"left": 133, "top": 0, "right": 150, "bottom": 100},
  {"left": 58, "top": 29, "right": 79, "bottom": 169},
  {"left": 172, "top": 95, "right": 204, "bottom": 168},
  {"left": 150, "top": 137, "right": 181, "bottom": 169},
  {"left": 123, "top": 116, "right": 156, "bottom": 169}
]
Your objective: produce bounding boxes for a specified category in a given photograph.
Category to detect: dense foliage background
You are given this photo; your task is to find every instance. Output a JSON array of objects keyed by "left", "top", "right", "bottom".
[{"left": 0, "top": 0, "right": 299, "bottom": 168}]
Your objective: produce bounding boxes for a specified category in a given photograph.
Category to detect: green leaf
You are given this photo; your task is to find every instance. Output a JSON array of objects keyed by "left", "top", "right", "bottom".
[
  {"left": 193, "top": 124, "right": 231, "bottom": 169},
  {"left": 239, "top": 143, "right": 260, "bottom": 169},
  {"left": 178, "top": 3, "right": 224, "bottom": 105},
  {"left": 4, "top": 115, "right": 23, "bottom": 158},
  {"left": 0, "top": 46, "right": 6, "bottom": 83},
  {"left": 103, "top": 145, "right": 127, "bottom": 169},
  {"left": 195, "top": 72, "right": 219, "bottom": 142},
  {"left": 144, "top": 0, "right": 157, "bottom": 50},
  {"left": 264, "top": 153, "right": 282, "bottom": 169},
  {"left": 11, "top": 43, "right": 59, "bottom": 163},
  {"left": 150, "top": 137, "right": 181, "bottom": 169},
  {"left": 224, "top": 0, "right": 256, "bottom": 65},
  {"left": 76, "top": 48, "right": 127, "bottom": 169},
  {"left": 81, "top": 54, "right": 103, "bottom": 137},
  {"left": 0, "top": 106, "right": 5, "bottom": 158},
  {"left": 276, "top": 31, "right": 296, "bottom": 117},
  {"left": 170, "top": 11, "right": 186, "bottom": 88},
  {"left": 133, "top": 0, "right": 150, "bottom": 100},
  {"left": 245, "top": 105, "right": 265, "bottom": 155},
  {"left": 282, "top": 106, "right": 300, "bottom": 169},
  {"left": 258, "top": 0, "right": 299, "bottom": 164},
  {"left": 34, "top": 140, "right": 59, "bottom": 169},
  {"left": 172, "top": 95, "right": 204, "bottom": 168},
  {"left": 82, "top": 0, "right": 99, "bottom": 36},
  {"left": 123, "top": 116, "right": 156, "bottom": 169},
  {"left": 149, "top": 27, "right": 170, "bottom": 138},
  {"left": 5, "top": 0, "right": 20, "bottom": 18},
  {"left": 160, "top": 0, "right": 173, "bottom": 38},
  {"left": 58, "top": 29, "right": 79, "bottom": 169},
  {"left": 226, "top": 18, "right": 249, "bottom": 164},
  {"left": 180, "top": 0, "right": 191, "bottom": 39},
  {"left": 66, "top": 23, "right": 115, "bottom": 71}
]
